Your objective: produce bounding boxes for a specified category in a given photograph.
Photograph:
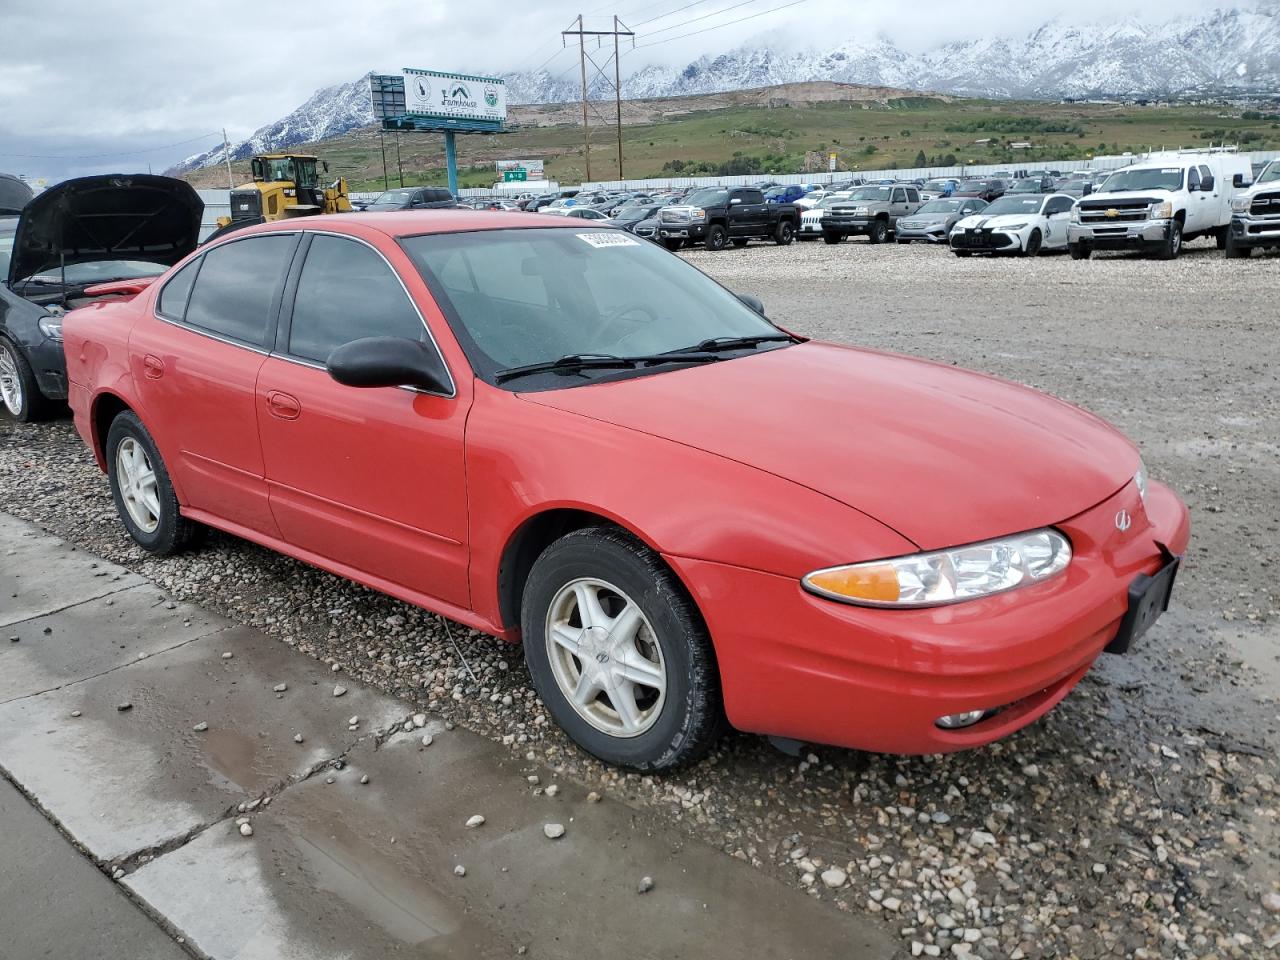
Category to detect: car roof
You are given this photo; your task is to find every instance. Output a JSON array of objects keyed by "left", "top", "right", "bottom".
[{"left": 222, "top": 210, "right": 581, "bottom": 243}]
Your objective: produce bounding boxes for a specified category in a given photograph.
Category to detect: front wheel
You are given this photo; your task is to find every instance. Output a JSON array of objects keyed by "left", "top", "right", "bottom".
[
  {"left": 1215, "top": 227, "right": 1229, "bottom": 250},
  {"left": 662, "top": 239, "right": 683, "bottom": 252},
  {"left": 0, "top": 338, "right": 53, "bottom": 423},
  {"left": 1156, "top": 219, "right": 1182, "bottom": 260},
  {"left": 868, "top": 220, "right": 889, "bottom": 244},
  {"left": 705, "top": 224, "right": 728, "bottom": 251},
  {"left": 1069, "top": 243, "right": 1092, "bottom": 261},
  {"left": 106, "top": 411, "right": 202, "bottom": 555},
  {"left": 952, "top": 249, "right": 972, "bottom": 257},
  {"left": 1224, "top": 233, "right": 1251, "bottom": 259},
  {"left": 822, "top": 231, "right": 844, "bottom": 245},
  {"left": 522, "top": 527, "right": 725, "bottom": 771},
  {"left": 774, "top": 220, "right": 794, "bottom": 245},
  {"left": 1022, "top": 229, "right": 1043, "bottom": 257}
]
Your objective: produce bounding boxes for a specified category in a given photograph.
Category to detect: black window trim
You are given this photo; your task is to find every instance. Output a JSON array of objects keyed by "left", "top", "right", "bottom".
[
  {"left": 151, "top": 231, "right": 302, "bottom": 355},
  {"left": 272, "top": 229, "right": 457, "bottom": 399}
]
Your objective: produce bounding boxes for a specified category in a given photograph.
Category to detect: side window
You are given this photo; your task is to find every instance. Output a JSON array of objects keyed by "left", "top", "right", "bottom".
[
  {"left": 892, "top": 188, "right": 907, "bottom": 203},
  {"left": 1187, "top": 166, "right": 1200, "bottom": 190},
  {"left": 906, "top": 188, "right": 920, "bottom": 203},
  {"left": 739, "top": 189, "right": 764, "bottom": 204},
  {"left": 184, "top": 235, "right": 295, "bottom": 347},
  {"left": 1199, "top": 165, "right": 1213, "bottom": 187},
  {"left": 287, "top": 235, "right": 425, "bottom": 364},
  {"left": 157, "top": 257, "right": 201, "bottom": 321}
]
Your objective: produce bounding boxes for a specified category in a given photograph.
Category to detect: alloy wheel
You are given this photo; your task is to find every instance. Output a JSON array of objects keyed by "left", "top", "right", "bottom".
[
  {"left": 115, "top": 437, "right": 162, "bottom": 534},
  {"left": 0, "top": 344, "right": 23, "bottom": 416},
  {"left": 544, "top": 577, "right": 667, "bottom": 738}
]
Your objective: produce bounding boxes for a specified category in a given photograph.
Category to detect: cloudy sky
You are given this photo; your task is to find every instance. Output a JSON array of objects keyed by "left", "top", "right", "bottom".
[{"left": 2, "top": 0, "right": 1214, "bottom": 182}]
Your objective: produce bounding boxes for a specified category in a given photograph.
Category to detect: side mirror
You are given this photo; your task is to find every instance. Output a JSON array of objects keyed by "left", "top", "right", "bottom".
[
  {"left": 1232, "top": 173, "right": 1247, "bottom": 188},
  {"left": 736, "top": 292, "right": 766, "bottom": 316},
  {"left": 1082, "top": 184, "right": 1092, "bottom": 196},
  {"left": 327, "top": 337, "right": 451, "bottom": 394},
  {"left": 1199, "top": 175, "right": 1215, "bottom": 192}
]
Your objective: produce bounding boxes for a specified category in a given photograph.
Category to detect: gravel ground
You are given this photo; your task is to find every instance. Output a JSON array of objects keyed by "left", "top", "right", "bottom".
[{"left": 3, "top": 236, "right": 1279, "bottom": 959}]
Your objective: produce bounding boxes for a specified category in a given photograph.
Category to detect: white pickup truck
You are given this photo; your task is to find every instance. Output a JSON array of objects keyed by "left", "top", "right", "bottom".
[
  {"left": 1067, "top": 151, "right": 1253, "bottom": 260},
  {"left": 1226, "top": 159, "right": 1280, "bottom": 258}
]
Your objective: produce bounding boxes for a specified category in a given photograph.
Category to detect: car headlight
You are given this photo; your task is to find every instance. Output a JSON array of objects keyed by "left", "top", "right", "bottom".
[
  {"left": 802, "top": 529, "right": 1072, "bottom": 608},
  {"left": 854, "top": 206, "right": 869, "bottom": 215},
  {"left": 1134, "top": 462, "right": 1147, "bottom": 503},
  {"left": 1070, "top": 206, "right": 1080, "bottom": 222},
  {"left": 38, "top": 316, "right": 64, "bottom": 341},
  {"left": 1151, "top": 200, "right": 1173, "bottom": 219},
  {"left": 1005, "top": 222, "right": 1029, "bottom": 231},
  {"left": 1231, "top": 196, "right": 1251, "bottom": 213}
]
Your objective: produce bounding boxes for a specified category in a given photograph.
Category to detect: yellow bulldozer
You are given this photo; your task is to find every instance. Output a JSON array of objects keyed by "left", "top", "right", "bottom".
[{"left": 217, "top": 153, "right": 352, "bottom": 227}]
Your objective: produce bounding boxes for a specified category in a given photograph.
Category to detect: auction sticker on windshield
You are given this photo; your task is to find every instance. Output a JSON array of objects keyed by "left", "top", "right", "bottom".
[{"left": 577, "top": 233, "right": 639, "bottom": 248}]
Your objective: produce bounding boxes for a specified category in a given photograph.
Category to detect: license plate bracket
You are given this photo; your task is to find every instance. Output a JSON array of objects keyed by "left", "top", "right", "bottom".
[{"left": 1105, "top": 544, "right": 1180, "bottom": 655}]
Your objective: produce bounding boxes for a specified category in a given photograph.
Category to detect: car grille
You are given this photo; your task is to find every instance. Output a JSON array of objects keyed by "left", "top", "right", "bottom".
[
  {"left": 1250, "top": 191, "right": 1280, "bottom": 217},
  {"left": 660, "top": 209, "right": 693, "bottom": 223},
  {"left": 953, "top": 229, "right": 1011, "bottom": 250},
  {"left": 1077, "top": 198, "right": 1155, "bottom": 224}
]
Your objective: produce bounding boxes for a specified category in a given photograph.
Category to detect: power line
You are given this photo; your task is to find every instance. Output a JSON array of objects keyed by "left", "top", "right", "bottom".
[
  {"left": 0, "top": 132, "right": 223, "bottom": 160},
  {"left": 641, "top": 0, "right": 761, "bottom": 38},
  {"left": 635, "top": 0, "right": 810, "bottom": 48},
  {"left": 630, "top": 0, "right": 718, "bottom": 28}
]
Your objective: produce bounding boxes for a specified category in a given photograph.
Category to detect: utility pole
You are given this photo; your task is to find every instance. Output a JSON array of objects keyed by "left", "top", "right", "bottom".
[
  {"left": 222, "top": 128, "right": 234, "bottom": 190},
  {"left": 395, "top": 130, "right": 403, "bottom": 187},
  {"left": 379, "top": 130, "right": 389, "bottom": 190},
  {"left": 562, "top": 15, "right": 634, "bottom": 184}
]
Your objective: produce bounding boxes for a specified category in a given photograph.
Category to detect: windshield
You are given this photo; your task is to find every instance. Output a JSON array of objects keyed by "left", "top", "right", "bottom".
[
  {"left": 1257, "top": 161, "right": 1280, "bottom": 184},
  {"left": 401, "top": 227, "right": 785, "bottom": 389},
  {"left": 369, "top": 189, "right": 415, "bottom": 207},
  {"left": 923, "top": 180, "right": 952, "bottom": 191},
  {"left": 684, "top": 188, "right": 729, "bottom": 207},
  {"left": 614, "top": 206, "right": 656, "bottom": 222},
  {"left": 982, "top": 196, "right": 1045, "bottom": 216},
  {"left": 957, "top": 181, "right": 989, "bottom": 192},
  {"left": 1009, "top": 180, "right": 1043, "bottom": 192},
  {"left": 1097, "top": 167, "right": 1184, "bottom": 193},
  {"left": 917, "top": 199, "right": 964, "bottom": 214},
  {"left": 27, "top": 260, "right": 168, "bottom": 284},
  {"left": 847, "top": 187, "right": 893, "bottom": 201}
]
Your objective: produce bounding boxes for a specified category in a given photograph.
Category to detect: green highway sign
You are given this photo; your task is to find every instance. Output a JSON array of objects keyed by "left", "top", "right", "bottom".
[{"left": 503, "top": 170, "right": 528, "bottom": 182}]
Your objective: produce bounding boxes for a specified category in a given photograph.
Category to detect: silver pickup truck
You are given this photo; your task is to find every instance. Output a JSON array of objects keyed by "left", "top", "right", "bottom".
[{"left": 822, "top": 184, "right": 922, "bottom": 244}]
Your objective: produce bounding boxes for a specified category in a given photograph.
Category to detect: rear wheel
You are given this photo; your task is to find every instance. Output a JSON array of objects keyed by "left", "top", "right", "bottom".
[
  {"left": 521, "top": 527, "right": 725, "bottom": 771},
  {"left": 0, "top": 338, "right": 53, "bottom": 423},
  {"left": 105, "top": 412, "right": 202, "bottom": 555},
  {"left": 1069, "top": 243, "right": 1092, "bottom": 261},
  {"left": 1156, "top": 219, "right": 1183, "bottom": 260},
  {"left": 705, "top": 224, "right": 728, "bottom": 252},
  {"left": 868, "top": 220, "right": 889, "bottom": 244},
  {"left": 774, "top": 220, "right": 794, "bottom": 245},
  {"left": 822, "top": 231, "right": 844, "bottom": 245}
]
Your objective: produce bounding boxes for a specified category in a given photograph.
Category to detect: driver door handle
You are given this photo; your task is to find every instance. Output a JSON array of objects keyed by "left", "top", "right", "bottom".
[{"left": 266, "top": 390, "right": 301, "bottom": 421}]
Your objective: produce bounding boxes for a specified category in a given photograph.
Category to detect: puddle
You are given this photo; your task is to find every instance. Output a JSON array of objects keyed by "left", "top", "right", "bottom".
[
  {"left": 1222, "top": 621, "right": 1280, "bottom": 692},
  {"left": 204, "top": 727, "right": 268, "bottom": 791}
]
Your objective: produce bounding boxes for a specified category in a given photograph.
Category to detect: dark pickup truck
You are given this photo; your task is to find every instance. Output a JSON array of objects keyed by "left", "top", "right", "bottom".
[{"left": 656, "top": 186, "right": 799, "bottom": 251}]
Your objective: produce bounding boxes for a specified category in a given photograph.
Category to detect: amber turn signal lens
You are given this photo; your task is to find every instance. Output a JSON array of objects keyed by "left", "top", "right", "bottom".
[{"left": 804, "top": 564, "right": 901, "bottom": 604}]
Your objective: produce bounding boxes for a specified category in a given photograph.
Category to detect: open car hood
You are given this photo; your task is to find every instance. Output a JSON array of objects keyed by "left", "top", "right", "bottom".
[{"left": 7, "top": 174, "right": 202, "bottom": 286}]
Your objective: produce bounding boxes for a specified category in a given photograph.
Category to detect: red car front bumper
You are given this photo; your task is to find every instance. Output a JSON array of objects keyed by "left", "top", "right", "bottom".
[{"left": 668, "top": 479, "right": 1190, "bottom": 755}]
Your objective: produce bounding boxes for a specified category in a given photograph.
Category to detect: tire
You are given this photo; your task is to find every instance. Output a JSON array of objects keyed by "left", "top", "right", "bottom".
[
  {"left": 868, "top": 220, "right": 889, "bottom": 244},
  {"left": 105, "top": 411, "right": 202, "bottom": 555},
  {"left": 953, "top": 250, "right": 972, "bottom": 257},
  {"left": 1224, "top": 233, "right": 1250, "bottom": 259},
  {"left": 662, "top": 239, "right": 683, "bottom": 252},
  {"left": 1022, "top": 229, "right": 1043, "bottom": 257},
  {"left": 774, "top": 220, "right": 794, "bottom": 245},
  {"left": 1069, "top": 243, "right": 1092, "bottom": 261},
  {"left": 521, "top": 526, "right": 725, "bottom": 771},
  {"left": 0, "top": 337, "right": 54, "bottom": 423},
  {"left": 1156, "top": 219, "right": 1183, "bottom": 260},
  {"left": 897, "top": 239, "right": 911, "bottom": 245},
  {"left": 705, "top": 224, "right": 728, "bottom": 251},
  {"left": 822, "top": 231, "right": 844, "bottom": 245},
  {"left": 731, "top": 238, "right": 749, "bottom": 248},
  {"left": 1215, "top": 227, "right": 1229, "bottom": 251}
]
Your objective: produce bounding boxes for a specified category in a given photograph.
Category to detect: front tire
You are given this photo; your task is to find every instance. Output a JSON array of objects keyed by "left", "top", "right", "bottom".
[
  {"left": 868, "top": 220, "right": 889, "bottom": 244},
  {"left": 822, "top": 231, "right": 844, "bottom": 245},
  {"left": 705, "top": 224, "right": 728, "bottom": 252},
  {"left": 1069, "top": 243, "right": 1092, "bottom": 261},
  {"left": 774, "top": 220, "right": 794, "bottom": 245},
  {"left": 0, "top": 337, "right": 53, "bottom": 423},
  {"left": 662, "top": 239, "right": 683, "bottom": 252},
  {"left": 1156, "top": 219, "right": 1183, "bottom": 260},
  {"left": 1224, "top": 233, "right": 1250, "bottom": 259},
  {"left": 105, "top": 411, "right": 201, "bottom": 555},
  {"left": 1022, "top": 229, "right": 1043, "bottom": 257},
  {"left": 522, "top": 527, "right": 725, "bottom": 771}
]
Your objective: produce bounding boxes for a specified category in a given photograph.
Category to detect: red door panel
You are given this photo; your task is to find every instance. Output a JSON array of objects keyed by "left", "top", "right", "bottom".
[
  {"left": 128, "top": 318, "right": 279, "bottom": 537},
  {"left": 255, "top": 357, "right": 471, "bottom": 609}
]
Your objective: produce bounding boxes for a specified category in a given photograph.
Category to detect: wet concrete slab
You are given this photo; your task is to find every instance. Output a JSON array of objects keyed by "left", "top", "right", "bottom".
[
  {"left": 0, "top": 512, "right": 144, "bottom": 626},
  {"left": 0, "top": 585, "right": 227, "bottom": 703},
  {"left": 0, "top": 626, "right": 411, "bottom": 863},
  {"left": 0, "top": 776, "right": 190, "bottom": 960},
  {"left": 127, "top": 727, "right": 895, "bottom": 960}
]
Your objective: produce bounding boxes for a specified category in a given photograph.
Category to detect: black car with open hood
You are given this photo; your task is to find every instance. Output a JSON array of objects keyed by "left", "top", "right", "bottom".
[{"left": 1, "top": 174, "right": 202, "bottom": 423}]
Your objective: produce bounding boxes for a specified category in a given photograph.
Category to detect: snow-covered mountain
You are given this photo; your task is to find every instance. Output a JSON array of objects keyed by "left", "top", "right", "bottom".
[{"left": 175, "top": 5, "right": 1280, "bottom": 172}]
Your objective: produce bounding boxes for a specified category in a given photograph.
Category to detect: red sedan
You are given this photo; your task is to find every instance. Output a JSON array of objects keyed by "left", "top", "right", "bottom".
[{"left": 62, "top": 212, "right": 1190, "bottom": 770}]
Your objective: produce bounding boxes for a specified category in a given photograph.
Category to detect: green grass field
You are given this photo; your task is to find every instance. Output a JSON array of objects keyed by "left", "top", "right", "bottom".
[{"left": 187, "top": 94, "right": 1280, "bottom": 192}]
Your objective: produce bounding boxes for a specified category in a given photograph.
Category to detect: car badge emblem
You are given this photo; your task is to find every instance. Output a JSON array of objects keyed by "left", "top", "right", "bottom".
[
  {"left": 1105, "top": 208, "right": 1119, "bottom": 218},
  {"left": 1115, "top": 509, "right": 1132, "bottom": 532}
]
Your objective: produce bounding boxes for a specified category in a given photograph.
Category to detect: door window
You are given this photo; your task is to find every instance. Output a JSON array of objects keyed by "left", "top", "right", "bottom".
[
  {"left": 157, "top": 257, "right": 201, "bottom": 321},
  {"left": 892, "top": 188, "right": 907, "bottom": 203},
  {"left": 184, "top": 235, "right": 295, "bottom": 347},
  {"left": 1187, "top": 166, "right": 1201, "bottom": 191},
  {"left": 1199, "top": 165, "right": 1213, "bottom": 189},
  {"left": 738, "top": 190, "right": 764, "bottom": 205},
  {"left": 906, "top": 188, "right": 920, "bottom": 203},
  {"left": 287, "top": 235, "right": 426, "bottom": 364}
]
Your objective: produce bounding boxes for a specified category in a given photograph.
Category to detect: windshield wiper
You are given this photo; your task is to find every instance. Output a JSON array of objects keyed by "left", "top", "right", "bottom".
[
  {"left": 677, "top": 333, "right": 800, "bottom": 353},
  {"left": 495, "top": 352, "right": 722, "bottom": 384}
]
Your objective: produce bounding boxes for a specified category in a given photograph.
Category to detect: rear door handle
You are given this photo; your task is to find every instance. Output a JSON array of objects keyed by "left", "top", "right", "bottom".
[
  {"left": 143, "top": 355, "right": 164, "bottom": 379},
  {"left": 266, "top": 390, "right": 301, "bottom": 420}
]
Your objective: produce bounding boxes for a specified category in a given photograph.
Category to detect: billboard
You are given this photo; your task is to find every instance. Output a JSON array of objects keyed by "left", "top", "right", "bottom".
[
  {"left": 403, "top": 69, "right": 507, "bottom": 124},
  {"left": 496, "top": 159, "right": 545, "bottom": 182}
]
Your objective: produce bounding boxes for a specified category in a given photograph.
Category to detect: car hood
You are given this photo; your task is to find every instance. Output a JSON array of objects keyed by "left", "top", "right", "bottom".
[
  {"left": 7, "top": 174, "right": 202, "bottom": 286},
  {"left": 522, "top": 342, "right": 1137, "bottom": 551},
  {"left": 955, "top": 213, "right": 1040, "bottom": 230},
  {"left": 1081, "top": 190, "right": 1166, "bottom": 205}
]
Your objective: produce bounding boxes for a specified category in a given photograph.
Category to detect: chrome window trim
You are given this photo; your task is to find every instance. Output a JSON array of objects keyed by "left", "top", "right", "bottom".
[{"left": 287, "top": 229, "right": 457, "bottom": 400}]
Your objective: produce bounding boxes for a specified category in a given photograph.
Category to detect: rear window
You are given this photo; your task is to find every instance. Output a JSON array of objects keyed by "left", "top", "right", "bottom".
[
  {"left": 183, "top": 235, "right": 295, "bottom": 347},
  {"left": 157, "top": 258, "right": 201, "bottom": 321}
]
